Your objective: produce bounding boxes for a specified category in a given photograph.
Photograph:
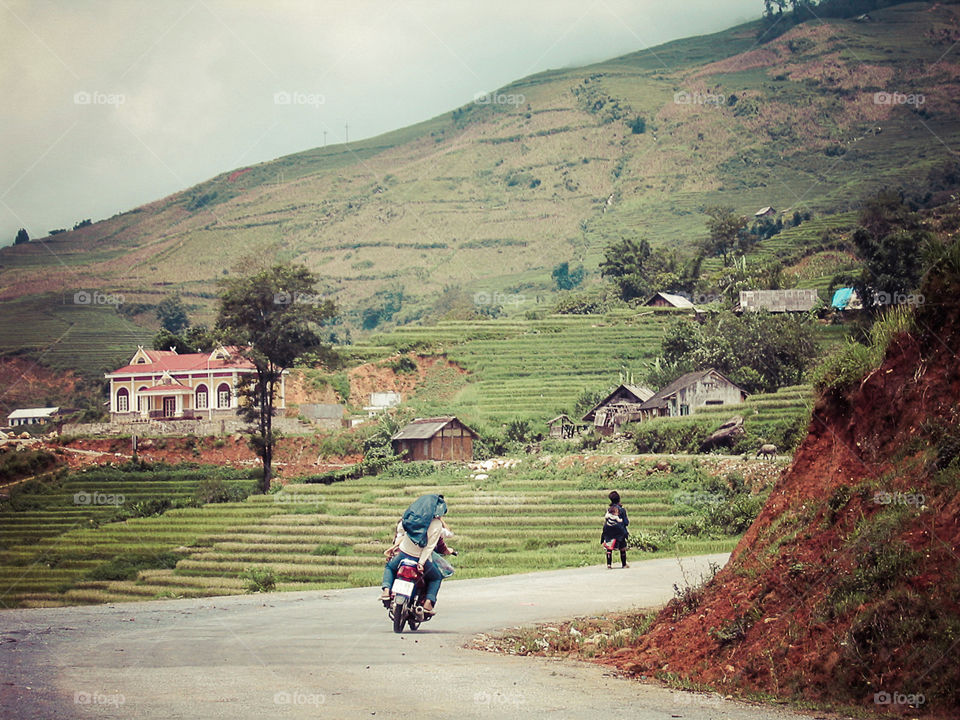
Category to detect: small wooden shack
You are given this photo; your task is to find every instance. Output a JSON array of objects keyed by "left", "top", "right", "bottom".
[
  {"left": 582, "top": 384, "right": 656, "bottom": 436},
  {"left": 391, "top": 416, "right": 478, "bottom": 461},
  {"left": 644, "top": 292, "right": 695, "bottom": 310},
  {"left": 547, "top": 414, "right": 578, "bottom": 439}
]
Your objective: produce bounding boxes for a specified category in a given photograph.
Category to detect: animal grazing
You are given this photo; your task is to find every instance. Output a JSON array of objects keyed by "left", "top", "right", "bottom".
[{"left": 757, "top": 443, "right": 777, "bottom": 459}]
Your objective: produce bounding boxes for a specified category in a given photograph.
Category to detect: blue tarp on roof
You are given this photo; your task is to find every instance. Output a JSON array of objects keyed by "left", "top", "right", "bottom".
[{"left": 832, "top": 287, "right": 854, "bottom": 309}]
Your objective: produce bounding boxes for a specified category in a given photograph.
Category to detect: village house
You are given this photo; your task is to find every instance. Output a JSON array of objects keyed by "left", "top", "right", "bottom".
[
  {"left": 739, "top": 289, "right": 820, "bottom": 313},
  {"left": 6, "top": 407, "right": 61, "bottom": 427},
  {"left": 391, "top": 416, "right": 477, "bottom": 461},
  {"left": 638, "top": 369, "right": 747, "bottom": 419},
  {"left": 582, "top": 384, "right": 656, "bottom": 436},
  {"left": 583, "top": 371, "right": 747, "bottom": 436},
  {"left": 105, "top": 345, "right": 285, "bottom": 423},
  {"left": 754, "top": 206, "right": 776, "bottom": 218},
  {"left": 643, "top": 292, "right": 696, "bottom": 310}
]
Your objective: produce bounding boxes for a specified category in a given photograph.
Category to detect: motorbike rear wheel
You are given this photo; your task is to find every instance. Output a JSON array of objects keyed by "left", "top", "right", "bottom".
[
  {"left": 407, "top": 606, "right": 421, "bottom": 631},
  {"left": 392, "top": 599, "right": 407, "bottom": 633}
]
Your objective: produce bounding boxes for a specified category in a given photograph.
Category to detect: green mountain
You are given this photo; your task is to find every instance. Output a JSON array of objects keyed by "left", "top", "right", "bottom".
[{"left": 1, "top": 2, "right": 958, "bottom": 375}]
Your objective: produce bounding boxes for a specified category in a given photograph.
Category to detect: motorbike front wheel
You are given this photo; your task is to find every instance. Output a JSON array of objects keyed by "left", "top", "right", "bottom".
[{"left": 392, "top": 598, "right": 408, "bottom": 633}]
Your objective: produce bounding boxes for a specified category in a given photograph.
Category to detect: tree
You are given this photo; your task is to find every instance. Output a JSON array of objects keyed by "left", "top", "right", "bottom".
[
  {"left": 653, "top": 311, "right": 817, "bottom": 393},
  {"left": 217, "top": 265, "right": 337, "bottom": 492},
  {"left": 14, "top": 228, "right": 29, "bottom": 245},
  {"left": 600, "top": 237, "right": 654, "bottom": 301},
  {"left": 551, "top": 262, "right": 586, "bottom": 291},
  {"left": 837, "top": 190, "right": 931, "bottom": 314},
  {"left": 156, "top": 294, "right": 190, "bottom": 334},
  {"left": 702, "top": 206, "right": 748, "bottom": 266}
]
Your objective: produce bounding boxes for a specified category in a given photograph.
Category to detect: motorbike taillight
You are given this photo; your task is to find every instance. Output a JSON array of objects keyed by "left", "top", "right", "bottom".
[{"left": 397, "top": 564, "right": 419, "bottom": 580}]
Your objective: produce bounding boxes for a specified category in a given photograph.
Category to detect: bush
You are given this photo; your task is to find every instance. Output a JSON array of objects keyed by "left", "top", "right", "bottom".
[
  {"left": 85, "top": 552, "right": 181, "bottom": 582},
  {"left": 195, "top": 477, "right": 252, "bottom": 504},
  {"left": 630, "top": 420, "right": 715, "bottom": 454},
  {"left": 240, "top": 566, "right": 276, "bottom": 592}
]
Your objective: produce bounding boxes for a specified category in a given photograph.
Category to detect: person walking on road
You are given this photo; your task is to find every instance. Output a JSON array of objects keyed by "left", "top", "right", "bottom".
[{"left": 601, "top": 490, "right": 629, "bottom": 569}]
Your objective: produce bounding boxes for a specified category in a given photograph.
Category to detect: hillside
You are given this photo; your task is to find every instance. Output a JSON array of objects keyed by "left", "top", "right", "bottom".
[
  {"left": 1, "top": 2, "right": 959, "bottom": 374},
  {"left": 584, "top": 239, "right": 960, "bottom": 713}
]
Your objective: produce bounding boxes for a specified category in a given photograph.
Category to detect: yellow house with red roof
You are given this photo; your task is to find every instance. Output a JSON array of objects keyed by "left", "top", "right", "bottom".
[{"left": 105, "top": 346, "right": 286, "bottom": 423}]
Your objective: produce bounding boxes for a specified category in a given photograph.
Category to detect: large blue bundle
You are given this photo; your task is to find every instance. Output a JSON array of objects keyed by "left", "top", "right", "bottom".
[{"left": 401, "top": 493, "right": 447, "bottom": 547}]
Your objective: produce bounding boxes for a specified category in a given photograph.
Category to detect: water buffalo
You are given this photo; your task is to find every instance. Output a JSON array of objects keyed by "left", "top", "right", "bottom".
[{"left": 756, "top": 443, "right": 777, "bottom": 459}]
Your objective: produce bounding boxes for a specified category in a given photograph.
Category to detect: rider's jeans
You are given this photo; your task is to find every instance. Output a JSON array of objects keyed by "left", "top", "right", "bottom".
[{"left": 382, "top": 552, "right": 443, "bottom": 603}]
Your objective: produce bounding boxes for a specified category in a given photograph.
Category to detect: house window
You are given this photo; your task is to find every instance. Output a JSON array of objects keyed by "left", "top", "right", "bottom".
[
  {"left": 217, "top": 383, "right": 231, "bottom": 409},
  {"left": 679, "top": 404, "right": 690, "bottom": 416},
  {"left": 117, "top": 388, "right": 129, "bottom": 413},
  {"left": 195, "top": 385, "right": 208, "bottom": 410}
]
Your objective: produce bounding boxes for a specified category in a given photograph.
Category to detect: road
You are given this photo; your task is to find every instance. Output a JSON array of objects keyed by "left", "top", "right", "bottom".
[{"left": 0, "top": 553, "right": 827, "bottom": 720}]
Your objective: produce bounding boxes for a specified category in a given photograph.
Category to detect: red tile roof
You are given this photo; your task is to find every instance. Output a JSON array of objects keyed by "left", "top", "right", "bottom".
[{"left": 108, "top": 347, "right": 254, "bottom": 376}]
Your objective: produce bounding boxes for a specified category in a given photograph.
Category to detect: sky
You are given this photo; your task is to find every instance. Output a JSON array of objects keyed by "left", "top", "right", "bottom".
[{"left": 0, "top": 0, "right": 760, "bottom": 245}]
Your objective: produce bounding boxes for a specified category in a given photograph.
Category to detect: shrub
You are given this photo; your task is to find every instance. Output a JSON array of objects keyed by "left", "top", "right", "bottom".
[
  {"left": 85, "top": 552, "right": 180, "bottom": 582},
  {"left": 240, "top": 566, "right": 276, "bottom": 592},
  {"left": 195, "top": 477, "right": 252, "bottom": 504}
]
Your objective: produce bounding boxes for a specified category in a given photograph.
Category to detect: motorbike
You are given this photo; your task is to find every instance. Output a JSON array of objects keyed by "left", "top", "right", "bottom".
[{"left": 385, "top": 557, "right": 431, "bottom": 633}]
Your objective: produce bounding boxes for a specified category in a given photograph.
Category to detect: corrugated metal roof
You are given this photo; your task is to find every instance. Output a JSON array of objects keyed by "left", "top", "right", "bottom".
[
  {"left": 392, "top": 417, "right": 477, "bottom": 441},
  {"left": 645, "top": 292, "right": 695, "bottom": 309},
  {"left": 7, "top": 407, "right": 59, "bottom": 420}
]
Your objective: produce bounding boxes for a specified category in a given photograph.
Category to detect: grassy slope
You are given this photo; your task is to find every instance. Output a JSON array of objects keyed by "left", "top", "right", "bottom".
[{"left": 1, "top": 2, "right": 958, "bottom": 375}]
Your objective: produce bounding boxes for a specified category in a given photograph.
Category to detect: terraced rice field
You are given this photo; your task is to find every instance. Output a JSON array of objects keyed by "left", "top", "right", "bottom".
[
  {"left": 369, "top": 310, "right": 685, "bottom": 421},
  {"left": 0, "top": 460, "right": 739, "bottom": 608}
]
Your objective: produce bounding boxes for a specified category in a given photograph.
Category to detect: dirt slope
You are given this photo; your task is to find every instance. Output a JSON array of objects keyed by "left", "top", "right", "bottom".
[{"left": 598, "top": 264, "right": 960, "bottom": 716}]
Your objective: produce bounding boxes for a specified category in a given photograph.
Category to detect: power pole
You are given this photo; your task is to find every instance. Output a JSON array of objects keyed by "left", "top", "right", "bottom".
[{"left": 345, "top": 123, "right": 349, "bottom": 143}]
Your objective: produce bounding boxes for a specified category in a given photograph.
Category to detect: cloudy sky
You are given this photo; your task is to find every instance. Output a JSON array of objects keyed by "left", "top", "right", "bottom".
[{"left": 0, "top": 0, "right": 760, "bottom": 244}]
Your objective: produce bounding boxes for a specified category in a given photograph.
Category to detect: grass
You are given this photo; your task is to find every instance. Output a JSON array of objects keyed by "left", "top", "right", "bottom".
[{"left": 0, "top": 456, "right": 765, "bottom": 608}]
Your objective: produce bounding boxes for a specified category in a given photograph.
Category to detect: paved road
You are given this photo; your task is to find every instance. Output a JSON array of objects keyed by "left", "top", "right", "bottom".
[{"left": 0, "top": 554, "right": 825, "bottom": 720}]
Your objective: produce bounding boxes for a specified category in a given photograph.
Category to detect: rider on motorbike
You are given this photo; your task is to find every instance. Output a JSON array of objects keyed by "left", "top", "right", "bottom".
[{"left": 380, "top": 494, "right": 449, "bottom": 615}]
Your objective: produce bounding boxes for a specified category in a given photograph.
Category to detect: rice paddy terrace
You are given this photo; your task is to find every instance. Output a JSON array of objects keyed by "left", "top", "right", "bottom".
[
  {"left": 0, "top": 460, "right": 744, "bottom": 609},
  {"left": 361, "top": 310, "right": 837, "bottom": 426}
]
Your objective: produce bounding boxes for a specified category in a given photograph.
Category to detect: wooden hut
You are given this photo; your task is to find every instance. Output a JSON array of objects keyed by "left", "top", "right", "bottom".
[
  {"left": 391, "top": 417, "right": 478, "bottom": 461},
  {"left": 547, "top": 414, "right": 578, "bottom": 439}
]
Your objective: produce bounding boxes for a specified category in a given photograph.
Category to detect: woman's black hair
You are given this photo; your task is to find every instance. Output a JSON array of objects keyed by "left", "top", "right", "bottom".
[{"left": 608, "top": 490, "right": 621, "bottom": 505}]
